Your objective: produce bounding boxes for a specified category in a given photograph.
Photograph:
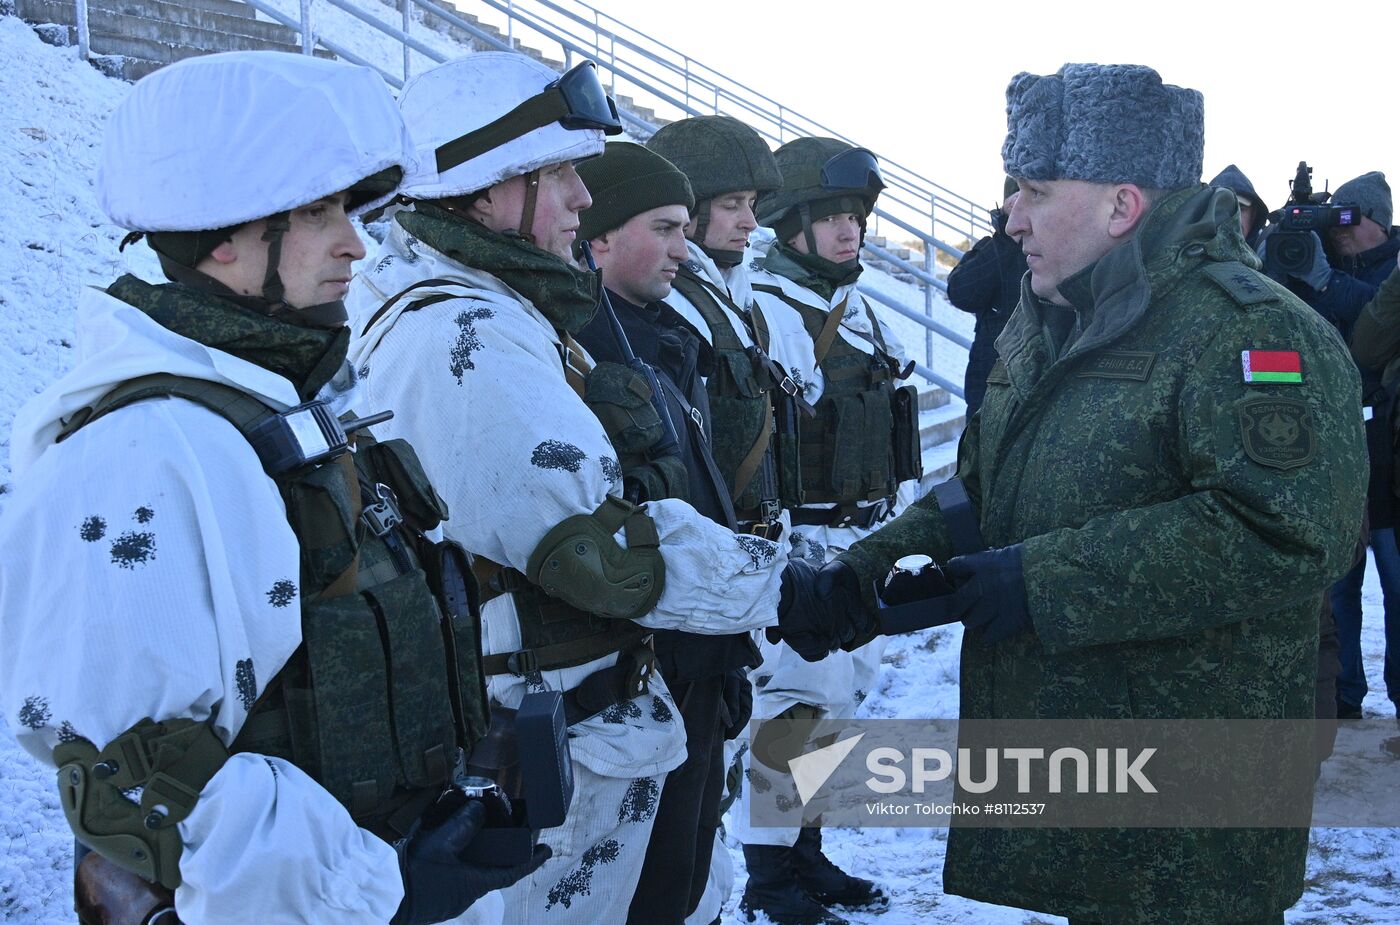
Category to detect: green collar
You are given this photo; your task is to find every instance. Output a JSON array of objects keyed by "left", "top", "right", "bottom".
[
  {"left": 758, "top": 242, "right": 862, "bottom": 302},
  {"left": 107, "top": 274, "right": 348, "bottom": 401},
  {"left": 397, "top": 204, "right": 601, "bottom": 335}
]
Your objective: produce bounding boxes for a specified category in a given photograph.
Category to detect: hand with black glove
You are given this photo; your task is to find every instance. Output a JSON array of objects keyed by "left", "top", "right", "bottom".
[
  {"left": 768, "top": 558, "right": 871, "bottom": 662},
  {"left": 721, "top": 668, "right": 753, "bottom": 741},
  {"left": 1285, "top": 231, "right": 1334, "bottom": 291},
  {"left": 391, "top": 799, "right": 552, "bottom": 925},
  {"left": 942, "top": 544, "right": 1033, "bottom": 646}
]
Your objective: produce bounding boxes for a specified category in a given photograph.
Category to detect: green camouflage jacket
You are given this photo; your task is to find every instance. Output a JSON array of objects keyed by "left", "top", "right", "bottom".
[{"left": 841, "top": 185, "right": 1367, "bottom": 923}]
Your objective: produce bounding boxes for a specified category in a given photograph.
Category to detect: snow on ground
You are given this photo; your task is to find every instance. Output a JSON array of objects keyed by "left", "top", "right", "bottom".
[{"left": 1, "top": 9, "right": 1398, "bottom": 924}]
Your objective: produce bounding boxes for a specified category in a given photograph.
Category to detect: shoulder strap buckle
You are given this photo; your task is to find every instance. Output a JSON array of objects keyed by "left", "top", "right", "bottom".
[{"left": 361, "top": 483, "right": 403, "bottom": 537}]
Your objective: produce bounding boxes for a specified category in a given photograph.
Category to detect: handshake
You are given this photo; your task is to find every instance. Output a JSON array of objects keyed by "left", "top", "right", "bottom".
[{"left": 768, "top": 545, "right": 1032, "bottom": 662}]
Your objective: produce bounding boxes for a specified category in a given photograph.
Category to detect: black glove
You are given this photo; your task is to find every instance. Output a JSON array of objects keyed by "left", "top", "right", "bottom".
[
  {"left": 1287, "top": 231, "right": 1334, "bottom": 291},
  {"left": 721, "top": 668, "right": 753, "bottom": 740},
  {"left": 391, "top": 799, "right": 552, "bottom": 925},
  {"left": 942, "top": 544, "right": 1032, "bottom": 646},
  {"left": 769, "top": 558, "right": 870, "bottom": 662}
]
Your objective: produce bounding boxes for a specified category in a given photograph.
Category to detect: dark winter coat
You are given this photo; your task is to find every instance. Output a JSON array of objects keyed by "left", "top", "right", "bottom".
[
  {"left": 841, "top": 185, "right": 1367, "bottom": 923},
  {"left": 1306, "top": 230, "right": 1400, "bottom": 528},
  {"left": 946, "top": 215, "right": 1027, "bottom": 414},
  {"left": 1208, "top": 163, "right": 1270, "bottom": 249},
  {"left": 577, "top": 291, "right": 759, "bottom": 683}
]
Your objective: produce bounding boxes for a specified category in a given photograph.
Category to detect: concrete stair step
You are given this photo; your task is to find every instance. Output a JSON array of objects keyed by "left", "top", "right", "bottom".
[
  {"left": 89, "top": 52, "right": 164, "bottom": 80},
  {"left": 169, "top": 0, "right": 256, "bottom": 18},
  {"left": 919, "top": 435, "right": 960, "bottom": 489},
  {"left": 19, "top": 0, "right": 294, "bottom": 44},
  {"left": 918, "top": 385, "right": 950, "bottom": 412},
  {"left": 35, "top": 20, "right": 332, "bottom": 63},
  {"left": 918, "top": 400, "right": 964, "bottom": 453},
  {"left": 918, "top": 401, "right": 965, "bottom": 490}
]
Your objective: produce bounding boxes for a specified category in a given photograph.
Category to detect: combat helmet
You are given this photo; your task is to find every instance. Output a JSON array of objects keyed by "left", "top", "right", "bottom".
[
  {"left": 757, "top": 137, "right": 884, "bottom": 267},
  {"left": 396, "top": 52, "right": 622, "bottom": 245},
  {"left": 646, "top": 115, "right": 780, "bottom": 267},
  {"left": 100, "top": 51, "right": 415, "bottom": 311}
]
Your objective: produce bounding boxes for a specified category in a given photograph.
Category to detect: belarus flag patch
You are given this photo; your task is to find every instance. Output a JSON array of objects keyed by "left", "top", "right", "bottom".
[{"left": 1241, "top": 350, "right": 1303, "bottom": 385}]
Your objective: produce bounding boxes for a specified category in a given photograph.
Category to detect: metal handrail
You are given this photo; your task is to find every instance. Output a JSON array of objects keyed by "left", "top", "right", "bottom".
[
  {"left": 862, "top": 241, "right": 948, "bottom": 293},
  {"left": 859, "top": 285, "right": 972, "bottom": 352},
  {"left": 243, "top": 0, "right": 407, "bottom": 86},
  {"left": 229, "top": 0, "right": 974, "bottom": 387},
  {"left": 464, "top": 0, "right": 993, "bottom": 250}
]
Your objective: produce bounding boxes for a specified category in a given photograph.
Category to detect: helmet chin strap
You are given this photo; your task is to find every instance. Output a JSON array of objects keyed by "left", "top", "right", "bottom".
[
  {"left": 156, "top": 217, "right": 349, "bottom": 330},
  {"left": 259, "top": 212, "right": 291, "bottom": 307},
  {"left": 690, "top": 198, "right": 744, "bottom": 269},
  {"left": 255, "top": 211, "right": 348, "bottom": 328},
  {"left": 518, "top": 169, "right": 541, "bottom": 246},
  {"left": 798, "top": 201, "right": 820, "bottom": 258}
]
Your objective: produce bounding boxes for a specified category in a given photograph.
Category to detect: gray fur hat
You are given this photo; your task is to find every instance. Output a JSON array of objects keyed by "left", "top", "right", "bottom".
[
  {"left": 1333, "top": 171, "right": 1392, "bottom": 230},
  {"left": 1002, "top": 63, "right": 1204, "bottom": 190}
]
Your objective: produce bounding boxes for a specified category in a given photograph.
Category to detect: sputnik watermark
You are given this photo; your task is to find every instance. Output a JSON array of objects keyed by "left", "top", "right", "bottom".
[
  {"left": 745, "top": 719, "right": 1400, "bottom": 828},
  {"left": 864, "top": 746, "right": 1157, "bottom": 795}
]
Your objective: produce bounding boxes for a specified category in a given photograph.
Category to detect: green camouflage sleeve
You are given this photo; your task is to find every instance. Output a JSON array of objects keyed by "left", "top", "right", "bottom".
[
  {"left": 1349, "top": 265, "right": 1400, "bottom": 372},
  {"left": 837, "top": 409, "right": 981, "bottom": 617},
  {"left": 1023, "top": 305, "right": 1367, "bottom": 655}
]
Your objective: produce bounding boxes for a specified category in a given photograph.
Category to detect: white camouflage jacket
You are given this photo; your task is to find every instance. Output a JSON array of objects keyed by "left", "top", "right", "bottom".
[
  {"left": 346, "top": 218, "right": 784, "bottom": 779},
  {"left": 0, "top": 287, "right": 410, "bottom": 923}
]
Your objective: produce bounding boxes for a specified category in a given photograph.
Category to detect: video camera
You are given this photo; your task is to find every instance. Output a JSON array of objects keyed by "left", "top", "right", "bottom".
[{"left": 1261, "top": 161, "right": 1363, "bottom": 278}]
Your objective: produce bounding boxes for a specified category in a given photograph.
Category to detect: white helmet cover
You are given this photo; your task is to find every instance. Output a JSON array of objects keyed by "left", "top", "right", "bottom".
[
  {"left": 397, "top": 52, "right": 606, "bottom": 200},
  {"left": 98, "top": 51, "right": 416, "bottom": 232}
]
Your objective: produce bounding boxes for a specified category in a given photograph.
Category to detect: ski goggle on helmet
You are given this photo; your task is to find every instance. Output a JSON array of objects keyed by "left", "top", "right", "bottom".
[
  {"left": 819, "top": 147, "right": 885, "bottom": 198},
  {"left": 434, "top": 61, "right": 623, "bottom": 175}
]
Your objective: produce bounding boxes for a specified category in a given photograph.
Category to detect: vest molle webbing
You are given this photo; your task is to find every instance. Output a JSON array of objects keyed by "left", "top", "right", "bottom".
[
  {"left": 57, "top": 375, "right": 489, "bottom": 850},
  {"left": 753, "top": 286, "right": 922, "bottom": 509}
]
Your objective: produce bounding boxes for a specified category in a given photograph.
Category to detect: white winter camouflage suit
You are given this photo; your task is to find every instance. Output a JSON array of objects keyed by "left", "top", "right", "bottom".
[
  {"left": 735, "top": 245, "right": 917, "bottom": 848},
  {"left": 347, "top": 217, "right": 784, "bottom": 925},
  {"left": 0, "top": 289, "right": 463, "bottom": 923}
]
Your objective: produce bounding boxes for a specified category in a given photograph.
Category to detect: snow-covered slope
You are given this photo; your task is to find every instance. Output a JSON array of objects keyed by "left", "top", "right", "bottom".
[{"left": 0, "top": 11, "right": 1396, "bottom": 925}]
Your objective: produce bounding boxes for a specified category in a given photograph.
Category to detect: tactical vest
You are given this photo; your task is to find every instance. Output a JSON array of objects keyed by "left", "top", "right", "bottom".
[
  {"left": 58, "top": 375, "right": 490, "bottom": 842},
  {"left": 753, "top": 284, "right": 922, "bottom": 515},
  {"left": 671, "top": 266, "right": 803, "bottom": 527},
  {"left": 367, "top": 280, "right": 653, "bottom": 687}
]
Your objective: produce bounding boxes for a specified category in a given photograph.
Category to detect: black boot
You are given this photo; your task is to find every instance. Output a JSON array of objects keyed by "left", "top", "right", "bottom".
[
  {"left": 790, "top": 827, "right": 890, "bottom": 913},
  {"left": 740, "top": 844, "right": 849, "bottom": 925}
]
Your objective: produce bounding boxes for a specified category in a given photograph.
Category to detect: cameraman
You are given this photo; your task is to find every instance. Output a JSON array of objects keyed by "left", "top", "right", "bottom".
[
  {"left": 946, "top": 177, "right": 1028, "bottom": 415},
  {"left": 1287, "top": 171, "right": 1400, "bottom": 719}
]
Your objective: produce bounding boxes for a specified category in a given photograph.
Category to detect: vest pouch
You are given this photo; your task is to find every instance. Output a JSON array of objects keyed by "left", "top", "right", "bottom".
[
  {"left": 584, "top": 361, "right": 690, "bottom": 503},
  {"left": 890, "top": 384, "right": 923, "bottom": 485},
  {"left": 772, "top": 394, "right": 806, "bottom": 509},
  {"left": 813, "top": 394, "right": 870, "bottom": 503},
  {"left": 709, "top": 350, "right": 769, "bottom": 511},
  {"left": 302, "top": 570, "right": 458, "bottom": 818},
  {"left": 584, "top": 361, "right": 665, "bottom": 458},
  {"left": 859, "top": 388, "right": 896, "bottom": 498},
  {"left": 285, "top": 454, "right": 360, "bottom": 593},
  {"left": 510, "top": 581, "right": 649, "bottom": 672},
  {"left": 362, "top": 438, "right": 450, "bottom": 533},
  {"left": 423, "top": 540, "right": 492, "bottom": 752}
]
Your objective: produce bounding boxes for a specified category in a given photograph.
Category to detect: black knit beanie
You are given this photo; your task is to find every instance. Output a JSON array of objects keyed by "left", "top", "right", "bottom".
[{"left": 577, "top": 142, "right": 695, "bottom": 242}]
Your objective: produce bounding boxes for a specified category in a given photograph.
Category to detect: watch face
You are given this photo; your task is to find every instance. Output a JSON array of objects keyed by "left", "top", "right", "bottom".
[
  {"left": 456, "top": 774, "right": 498, "bottom": 798},
  {"left": 893, "top": 554, "right": 933, "bottom": 575}
]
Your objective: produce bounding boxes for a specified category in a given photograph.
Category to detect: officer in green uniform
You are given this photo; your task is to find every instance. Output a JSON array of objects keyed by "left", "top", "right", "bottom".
[{"left": 774, "top": 63, "right": 1367, "bottom": 925}]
